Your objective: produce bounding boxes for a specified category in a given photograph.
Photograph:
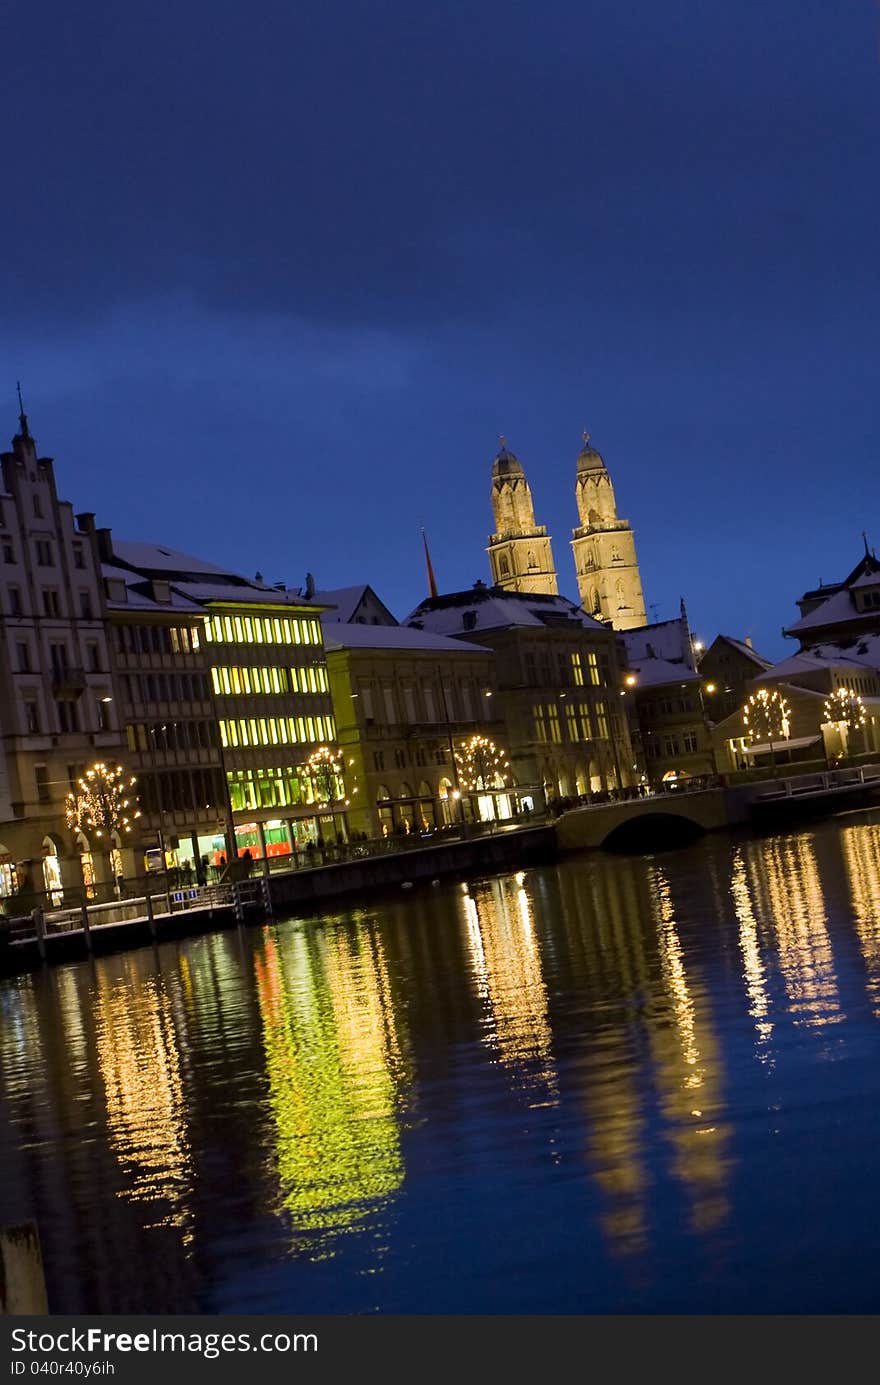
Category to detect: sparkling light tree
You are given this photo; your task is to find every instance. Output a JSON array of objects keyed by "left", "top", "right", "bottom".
[
  {"left": 66, "top": 762, "right": 140, "bottom": 892},
  {"left": 454, "top": 735, "right": 511, "bottom": 819},
  {"left": 742, "top": 688, "right": 791, "bottom": 771},
  {"left": 823, "top": 686, "right": 866, "bottom": 760},
  {"left": 305, "top": 746, "right": 345, "bottom": 804}
]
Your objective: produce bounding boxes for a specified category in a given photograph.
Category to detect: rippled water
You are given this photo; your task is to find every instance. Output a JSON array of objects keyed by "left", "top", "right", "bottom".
[{"left": 3, "top": 813, "right": 880, "bottom": 1313}]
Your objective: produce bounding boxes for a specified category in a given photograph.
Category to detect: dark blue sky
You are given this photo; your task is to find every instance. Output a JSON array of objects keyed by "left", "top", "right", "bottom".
[{"left": 3, "top": 1, "right": 878, "bottom": 656}]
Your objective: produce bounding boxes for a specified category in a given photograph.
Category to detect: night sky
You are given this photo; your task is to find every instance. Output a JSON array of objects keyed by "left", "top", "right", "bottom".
[{"left": 3, "top": 1, "right": 878, "bottom": 658}]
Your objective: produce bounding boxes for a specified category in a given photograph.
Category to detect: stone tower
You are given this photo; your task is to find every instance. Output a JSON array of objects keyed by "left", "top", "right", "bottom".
[
  {"left": 570, "top": 432, "right": 647, "bottom": 630},
  {"left": 487, "top": 439, "right": 558, "bottom": 595}
]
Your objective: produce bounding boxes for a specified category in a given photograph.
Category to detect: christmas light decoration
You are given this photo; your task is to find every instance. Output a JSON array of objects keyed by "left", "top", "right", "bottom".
[
  {"left": 742, "top": 688, "right": 791, "bottom": 747},
  {"left": 454, "top": 735, "right": 511, "bottom": 792},
  {"left": 305, "top": 746, "right": 345, "bottom": 804},
  {"left": 65, "top": 762, "right": 141, "bottom": 839},
  {"left": 823, "top": 686, "right": 866, "bottom": 731}
]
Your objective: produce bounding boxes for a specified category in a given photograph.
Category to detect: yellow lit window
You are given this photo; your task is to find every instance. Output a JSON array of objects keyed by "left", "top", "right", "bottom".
[
  {"left": 566, "top": 704, "right": 579, "bottom": 740},
  {"left": 571, "top": 652, "right": 584, "bottom": 686},
  {"left": 221, "top": 668, "right": 231, "bottom": 694},
  {"left": 306, "top": 716, "right": 315, "bottom": 740},
  {"left": 191, "top": 626, "right": 200, "bottom": 651},
  {"left": 588, "top": 651, "right": 600, "bottom": 685},
  {"left": 296, "top": 717, "right": 306, "bottom": 742},
  {"left": 212, "top": 616, "right": 224, "bottom": 642},
  {"left": 259, "top": 718, "right": 269, "bottom": 745},
  {"left": 290, "top": 620, "right": 301, "bottom": 645},
  {"left": 548, "top": 706, "right": 562, "bottom": 742},
  {"left": 220, "top": 721, "right": 229, "bottom": 747},
  {"left": 269, "top": 719, "right": 279, "bottom": 744},
  {"left": 579, "top": 703, "right": 592, "bottom": 738},
  {"left": 211, "top": 668, "right": 221, "bottom": 694},
  {"left": 595, "top": 701, "right": 608, "bottom": 737},
  {"left": 231, "top": 668, "right": 242, "bottom": 694},
  {"left": 234, "top": 617, "right": 244, "bottom": 642}
]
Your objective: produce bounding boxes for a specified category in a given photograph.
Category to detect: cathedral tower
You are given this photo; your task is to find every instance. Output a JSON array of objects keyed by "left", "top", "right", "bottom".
[
  {"left": 487, "top": 439, "right": 558, "bottom": 594},
  {"left": 571, "top": 432, "right": 647, "bottom": 630}
]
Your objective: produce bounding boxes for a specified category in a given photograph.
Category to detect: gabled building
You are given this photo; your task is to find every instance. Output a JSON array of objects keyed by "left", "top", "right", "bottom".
[
  {"left": 406, "top": 583, "right": 636, "bottom": 806},
  {"left": 784, "top": 546, "right": 880, "bottom": 649},
  {"left": 312, "top": 584, "right": 398, "bottom": 627},
  {"left": 697, "top": 634, "right": 773, "bottom": 725},
  {"left": 0, "top": 411, "right": 124, "bottom": 908},
  {"left": 622, "top": 609, "right": 715, "bottom": 786}
]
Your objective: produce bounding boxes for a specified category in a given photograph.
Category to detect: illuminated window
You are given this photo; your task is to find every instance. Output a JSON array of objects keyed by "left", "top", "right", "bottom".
[
  {"left": 211, "top": 668, "right": 221, "bottom": 694},
  {"left": 566, "top": 704, "right": 579, "bottom": 740},
  {"left": 533, "top": 704, "right": 547, "bottom": 742},
  {"left": 571, "top": 653, "right": 584, "bottom": 686},
  {"left": 595, "top": 701, "right": 608, "bottom": 737},
  {"left": 548, "top": 706, "right": 562, "bottom": 742},
  {"left": 588, "top": 651, "right": 600, "bottom": 685},
  {"left": 578, "top": 703, "right": 592, "bottom": 739}
]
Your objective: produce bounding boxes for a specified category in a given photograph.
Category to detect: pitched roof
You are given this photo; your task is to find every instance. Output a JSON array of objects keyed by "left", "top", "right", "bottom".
[
  {"left": 406, "top": 586, "right": 607, "bottom": 636},
  {"left": 312, "top": 585, "right": 398, "bottom": 625},
  {"left": 322, "top": 622, "right": 489, "bottom": 654},
  {"left": 715, "top": 635, "right": 773, "bottom": 668}
]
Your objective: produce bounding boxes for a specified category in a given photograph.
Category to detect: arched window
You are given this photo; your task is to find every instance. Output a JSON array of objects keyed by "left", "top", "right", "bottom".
[{"left": 499, "top": 555, "right": 510, "bottom": 578}]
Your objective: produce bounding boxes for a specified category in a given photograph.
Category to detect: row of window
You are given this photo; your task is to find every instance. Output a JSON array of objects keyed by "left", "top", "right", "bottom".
[
  {"left": 137, "top": 767, "right": 227, "bottom": 817},
  {"left": 122, "top": 671, "right": 213, "bottom": 704},
  {"left": 642, "top": 694, "right": 699, "bottom": 717},
  {"left": 1, "top": 535, "right": 88, "bottom": 570},
  {"left": 227, "top": 765, "right": 345, "bottom": 812},
  {"left": 219, "top": 714, "right": 336, "bottom": 749},
  {"left": 4, "top": 586, "right": 96, "bottom": 620},
  {"left": 126, "top": 720, "right": 218, "bottom": 754},
  {"left": 372, "top": 744, "right": 447, "bottom": 772},
  {"left": 12, "top": 638, "right": 103, "bottom": 674},
  {"left": 204, "top": 613, "right": 322, "bottom": 647},
  {"left": 644, "top": 730, "right": 701, "bottom": 757},
  {"left": 22, "top": 694, "right": 111, "bottom": 736},
  {"left": 211, "top": 664, "right": 329, "bottom": 696},
  {"left": 114, "top": 624, "right": 201, "bottom": 655},
  {"left": 524, "top": 650, "right": 604, "bottom": 689},
  {"left": 533, "top": 701, "right": 610, "bottom": 744},
  {"left": 356, "top": 679, "right": 491, "bottom": 725}
]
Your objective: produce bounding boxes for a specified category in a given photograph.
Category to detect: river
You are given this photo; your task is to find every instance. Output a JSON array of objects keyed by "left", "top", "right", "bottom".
[{"left": 3, "top": 812, "right": 880, "bottom": 1313}]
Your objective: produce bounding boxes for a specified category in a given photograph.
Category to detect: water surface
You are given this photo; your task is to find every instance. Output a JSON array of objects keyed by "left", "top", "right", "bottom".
[{"left": 3, "top": 814, "right": 880, "bottom": 1312}]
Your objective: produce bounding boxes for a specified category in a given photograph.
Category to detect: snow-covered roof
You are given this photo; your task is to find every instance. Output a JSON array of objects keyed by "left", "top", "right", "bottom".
[
  {"left": 170, "top": 580, "right": 312, "bottom": 608},
  {"left": 322, "top": 622, "right": 490, "bottom": 655},
  {"left": 629, "top": 658, "right": 702, "bottom": 689},
  {"left": 111, "top": 540, "right": 242, "bottom": 578},
  {"left": 852, "top": 569, "right": 880, "bottom": 589},
  {"left": 622, "top": 617, "right": 694, "bottom": 668},
  {"left": 312, "top": 585, "right": 398, "bottom": 625},
  {"left": 786, "top": 587, "right": 876, "bottom": 634},
  {"left": 756, "top": 637, "right": 880, "bottom": 682},
  {"left": 406, "top": 587, "right": 606, "bottom": 637},
  {"left": 101, "top": 563, "right": 205, "bottom": 613}
]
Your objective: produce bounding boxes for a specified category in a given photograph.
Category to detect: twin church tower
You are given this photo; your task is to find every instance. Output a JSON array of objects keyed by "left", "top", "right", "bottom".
[{"left": 486, "top": 432, "right": 647, "bottom": 632}]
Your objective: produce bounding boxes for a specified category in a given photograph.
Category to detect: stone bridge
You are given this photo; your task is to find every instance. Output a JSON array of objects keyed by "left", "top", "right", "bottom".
[{"left": 555, "top": 789, "right": 735, "bottom": 852}]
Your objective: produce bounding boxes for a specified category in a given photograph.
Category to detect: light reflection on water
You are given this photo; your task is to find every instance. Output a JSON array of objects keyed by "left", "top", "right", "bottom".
[{"left": 2, "top": 812, "right": 880, "bottom": 1312}]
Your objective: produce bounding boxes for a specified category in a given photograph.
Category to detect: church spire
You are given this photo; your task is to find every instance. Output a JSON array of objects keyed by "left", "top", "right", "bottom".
[
  {"left": 16, "top": 381, "right": 30, "bottom": 441},
  {"left": 487, "top": 438, "right": 558, "bottom": 595},
  {"left": 570, "top": 427, "right": 647, "bottom": 630},
  {"left": 421, "top": 527, "right": 439, "bottom": 600}
]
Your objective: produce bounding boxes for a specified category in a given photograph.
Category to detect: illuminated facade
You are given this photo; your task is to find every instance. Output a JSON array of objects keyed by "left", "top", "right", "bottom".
[
  {"left": 406, "top": 584, "right": 637, "bottom": 803},
  {"left": 106, "top": 540, "right": 345, "bottom": 859},
  {"left": 323, "top": 622, "right": 502, "bottom": 835},
  {"left": 0, "top": 412, "right": 125, "bottom": 908},
  {"left": 571, "top": 433, "right": 647, "bottom": 631},
  {"left": 486, "top": 441, "right": 559, "bottom": 596}
]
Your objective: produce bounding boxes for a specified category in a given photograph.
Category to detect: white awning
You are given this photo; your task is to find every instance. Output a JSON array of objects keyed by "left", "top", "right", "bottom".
[{"left": 741, "top": 735, "right": 821, "bottom": 756}]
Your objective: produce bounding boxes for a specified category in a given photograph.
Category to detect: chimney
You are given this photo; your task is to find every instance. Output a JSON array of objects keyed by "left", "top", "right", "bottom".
[{"left": 745, "top": 636, "right": 753, "bottom": 649}]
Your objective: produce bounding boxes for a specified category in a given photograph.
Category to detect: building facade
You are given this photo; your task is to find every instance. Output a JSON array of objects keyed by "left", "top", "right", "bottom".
[
  {"left": 0, "top": 414, "right": 125, "bottom": 909},
  {"left": 323, "top": 623, "right": 504, "bottom": 836},
  {"left": 406, "top": 584, "right": 637, "bottom": 805},
  {"left": 622, "top": 612, "right": 716, "bottom": 786}
]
